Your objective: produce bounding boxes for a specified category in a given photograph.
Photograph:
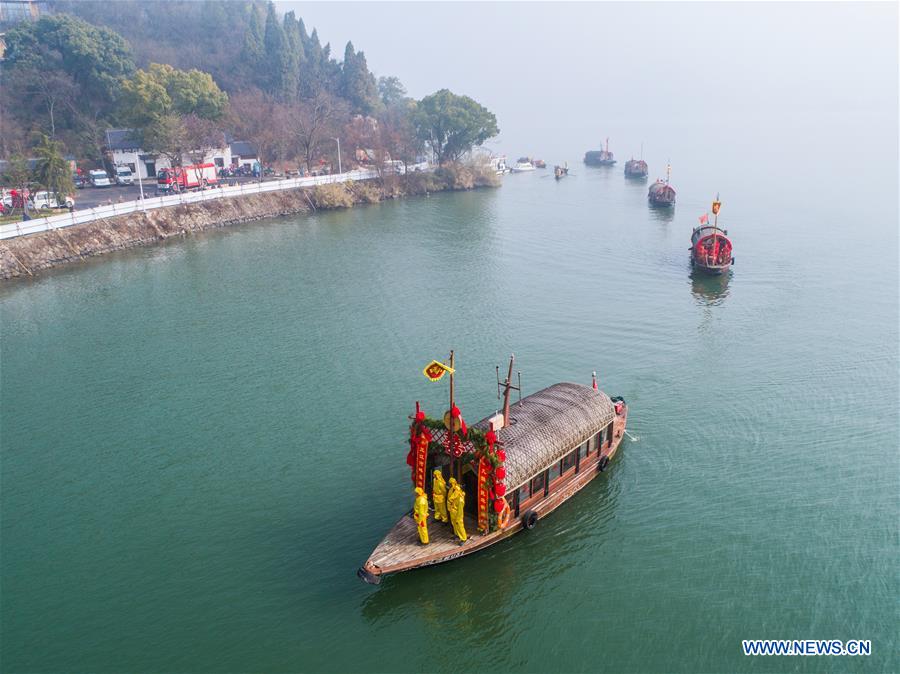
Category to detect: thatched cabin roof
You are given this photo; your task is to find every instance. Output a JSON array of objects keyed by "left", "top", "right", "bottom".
[{"left": 474, "top": 382, "right": 616, "bottom": 488}]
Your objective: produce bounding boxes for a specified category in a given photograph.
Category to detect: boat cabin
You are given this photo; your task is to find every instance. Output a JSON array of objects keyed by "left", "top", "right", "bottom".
[{"left": 477, "top": 383, "right": 621, "bottom": 522}]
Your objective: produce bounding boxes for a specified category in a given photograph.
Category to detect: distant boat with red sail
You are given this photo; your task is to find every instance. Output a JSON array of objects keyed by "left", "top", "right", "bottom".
[
  {"left": 691, "top": 195, "right": 734, "bottom": 275},
  {"left": 648, "top": 163, "right": 676, "bottom": 207}
]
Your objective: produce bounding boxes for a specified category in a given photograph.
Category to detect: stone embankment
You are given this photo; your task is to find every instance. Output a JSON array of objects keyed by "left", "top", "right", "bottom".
[{"left": 0, "top": 168, "right": 499, "bottom": 280}]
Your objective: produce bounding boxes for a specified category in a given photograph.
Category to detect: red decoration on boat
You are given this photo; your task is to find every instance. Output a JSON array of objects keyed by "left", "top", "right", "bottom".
[
  {"left": 485, "top": 429, "right": 496, "bottom": 446},
  {"left": 450, "top": 406, "right": 461, "bottom": 418},
  {"left": 498, "top": 449, "right": 506, "bottom": 462},
  {"left": 477, "top": 455, "right": 491, "bottom": 532},
  {"left": 493, "top": 498, "right": 505, "bottom": 513},
  {"left": 408, "top": 402, "right": 432, "bottom": 489},
  {"left": 495, "top": 482, "right": 506, "bottom": 497},
  {"left": 495, "top": 466, "right": 506, "bottom": 480}
]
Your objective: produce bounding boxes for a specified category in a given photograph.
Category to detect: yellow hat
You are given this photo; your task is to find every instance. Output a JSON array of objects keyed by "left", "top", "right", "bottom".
[
  {"left": 414, "top": 487, "right": 425, "bottom": 496},
  {"left": 449, "top": 478, "right": 458, "bottom": 486},
  {"left": 433, "top": 469, "right": 443, "bottom": 476}
]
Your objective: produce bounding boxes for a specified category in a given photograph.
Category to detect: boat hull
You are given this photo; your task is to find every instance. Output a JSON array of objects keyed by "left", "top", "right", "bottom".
[
  {"left": 359, "top": 405, "right": 628, "bottom": 584},
  {"left": 691, "top": 259, "right": 732, "bottom": 275}
]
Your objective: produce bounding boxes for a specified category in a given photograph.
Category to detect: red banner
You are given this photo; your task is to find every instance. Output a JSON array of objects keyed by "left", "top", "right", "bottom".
[
  {"left": 414, "top": 434, "right": 429, "bottom": 491},
  {"left": 477, "top": 455, "right": 490, "bottom": 533}
]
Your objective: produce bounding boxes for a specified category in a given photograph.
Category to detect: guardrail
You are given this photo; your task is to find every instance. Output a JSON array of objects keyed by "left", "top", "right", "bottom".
[{"left": 0, "top": 169, "right": 379, "bottom": 241}]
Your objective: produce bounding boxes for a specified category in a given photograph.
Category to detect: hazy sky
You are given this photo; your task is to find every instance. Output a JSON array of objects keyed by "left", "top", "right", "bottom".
[{"left": 278, "top": 1, "right": 898, "bottom": 161}]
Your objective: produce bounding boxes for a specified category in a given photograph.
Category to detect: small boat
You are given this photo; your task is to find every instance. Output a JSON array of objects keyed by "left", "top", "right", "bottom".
[
  {"left": 554, "top": 163, "right": 569, "bottom": 180},
  {"left": 492, "top": 156, "right": 509, "bottom": 175},
  {"left": 533, "top": 159, "right": 547, "bottom": 169},
  {"left": 648, "top": 163, "right": 676, "bottom": 207},
  {"left": 584, "top": 137, "right": 616, "bottom": 166},
  {"left": 691, "top": 196, "right": 734, "bottom": 275},
  {"left": 358, "top": 354, "right": 629, "bottom": 585},
  {"left": 624, "top": 143, "right": 648, "bottom": 178},
  {"left": 624, "top": 159, "right": 648, "bottom": 179},
  {"left": 511, "top": 158, "right": 536, "bottom": 172}
]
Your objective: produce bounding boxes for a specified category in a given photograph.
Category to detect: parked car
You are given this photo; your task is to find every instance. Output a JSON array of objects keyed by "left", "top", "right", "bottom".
[
  {"left": 32, "top": 191, "right": 75, "bottom": 210},
  {"left": 73, "top": 173, "right": 88, "bottom": 189},
  {"left": 114, "top": 166, "right": 135, "bottom": 186},
  {"left": 89, "top": 169, "right": 113, "bottom": 187}
]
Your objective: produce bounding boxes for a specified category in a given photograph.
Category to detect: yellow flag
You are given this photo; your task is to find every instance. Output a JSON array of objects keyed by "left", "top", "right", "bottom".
[{"left": 423, "top": 360, "right": 454, "bottom": 382}]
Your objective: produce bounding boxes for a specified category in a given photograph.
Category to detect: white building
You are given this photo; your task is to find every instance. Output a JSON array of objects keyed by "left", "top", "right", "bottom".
[{"left": 105, "top": 129, "right": 234, "bottom": 180}]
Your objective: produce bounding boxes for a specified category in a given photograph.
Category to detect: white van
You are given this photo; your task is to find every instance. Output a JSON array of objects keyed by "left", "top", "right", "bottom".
[
  {"left": 32, "top": 191, "right": 75, "bottom": 210},
  {"left": 115, "top": 166, "right": 135, "bottom": 185},
  {"left": 89, "top": 169, "right": 112, "bottom": 187}
]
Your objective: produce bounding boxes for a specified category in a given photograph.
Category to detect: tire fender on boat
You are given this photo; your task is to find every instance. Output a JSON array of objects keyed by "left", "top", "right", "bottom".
[
  {"left": 599, "top": 455, "right": 610, "bottom": 472},
  {"left": 522, "top": 510, "right": 539, "bottom": 530}
]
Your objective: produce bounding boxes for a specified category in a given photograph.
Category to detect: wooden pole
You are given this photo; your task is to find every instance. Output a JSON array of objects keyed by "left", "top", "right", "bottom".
[{"left": 502, "top": 354, "right": 515, "bottom": 428}]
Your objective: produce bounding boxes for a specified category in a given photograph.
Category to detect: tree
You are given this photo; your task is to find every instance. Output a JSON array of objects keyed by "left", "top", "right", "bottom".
[
  {"left": 414, "top": 89, "right": 499, "bottom": 164},
  {"left": 377, "top": 76, "right": 407, "bottom": 106},
  {"left": 340, "top": 41, "right": 380, "bottom": 115},
  {"left": 1, "top": 154, "right": 34, "bottom": 198},
  {"left": 2, "top": 14, "right": 134, "bottom": 116},
  {"left": 33, "top": 134, "right": 75, "bottom": 200},
  {"left": 293, "top": 91, "right": 348, "bottom": 172},
  {"left": 228, "top": 89, "right": 292, "bottom": 167},
  {"left": 240, "top": 5, "right": 265, "bottom": 80}
]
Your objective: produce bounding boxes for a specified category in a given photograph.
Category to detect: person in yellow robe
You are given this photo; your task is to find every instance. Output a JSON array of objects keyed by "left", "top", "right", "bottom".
[
  {"left": 432, "top": 469, "right": 448, "bottom": 523},
  {"left": 447, "top": 478, "right": 467, "bottom": 544},
  {"left": 413, "top": 487, "right": 429, "bottom": 544}
]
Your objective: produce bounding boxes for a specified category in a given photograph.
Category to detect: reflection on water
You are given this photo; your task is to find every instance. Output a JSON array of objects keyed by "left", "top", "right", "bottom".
[
  {"left": 690, "top": 269, "right": 731, "bottom": 306},
  {"left": 648, "top": 203, "right": 675, "bottom": 223}
]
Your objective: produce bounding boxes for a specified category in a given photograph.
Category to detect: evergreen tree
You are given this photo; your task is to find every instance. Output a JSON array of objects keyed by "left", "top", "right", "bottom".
[
  {"left": 281, "top": 11, "right": 304, "bottom": 101},
  {"left": 241, "top": 6, "right": 265, "bottom": 84},
  {"left": 340, "top": 41, "right": 379, "bottom": 115}
]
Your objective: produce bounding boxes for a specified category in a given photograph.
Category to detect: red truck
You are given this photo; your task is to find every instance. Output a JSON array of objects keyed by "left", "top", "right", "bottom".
[{"left": 156, "top": 163, "right": 219, "bottom": 193}]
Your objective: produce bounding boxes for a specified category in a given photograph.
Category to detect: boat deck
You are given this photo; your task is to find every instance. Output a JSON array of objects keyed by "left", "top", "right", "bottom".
[{"left": 364, "top": 512, "right": 507, "bottom": 578}]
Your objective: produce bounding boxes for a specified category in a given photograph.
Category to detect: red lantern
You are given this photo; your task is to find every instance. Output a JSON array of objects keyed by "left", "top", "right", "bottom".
[
  {"left": 495, "top": 482, "right": 506, "bottom": 497},
  {"left": 498, "top": 450, "right": 507, "bottom": 462},
  {"left": 493, "top": 498, "right": 505, "bottom": 513},
  {"left": 495, "top": 466, "right": 506, "bottom": 480}
]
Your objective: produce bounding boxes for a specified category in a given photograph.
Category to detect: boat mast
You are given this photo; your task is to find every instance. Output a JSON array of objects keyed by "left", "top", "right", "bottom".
[{"left": 501, "top": 354, "right": 515, "bottom": 427}]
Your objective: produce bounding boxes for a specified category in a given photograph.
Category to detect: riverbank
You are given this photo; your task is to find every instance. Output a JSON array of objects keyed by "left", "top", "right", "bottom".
[{"left": 0, "top": 167, "right": 499, "bottom": 280}]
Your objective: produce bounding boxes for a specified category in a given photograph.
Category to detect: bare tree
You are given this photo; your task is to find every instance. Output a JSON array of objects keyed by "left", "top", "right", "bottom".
[{"left": 292, "top": 91, "right": 348, "bottom": 173}]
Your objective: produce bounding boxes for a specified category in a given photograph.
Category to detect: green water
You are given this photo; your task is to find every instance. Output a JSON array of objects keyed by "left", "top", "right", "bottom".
[{"left": 2, "top": 130, "right": 898, "bottom": 672}]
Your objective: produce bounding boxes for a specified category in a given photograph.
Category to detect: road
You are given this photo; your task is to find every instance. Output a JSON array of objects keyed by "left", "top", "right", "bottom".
[{"left": 70, "top": 176, "right": 282, "bottom": 210}]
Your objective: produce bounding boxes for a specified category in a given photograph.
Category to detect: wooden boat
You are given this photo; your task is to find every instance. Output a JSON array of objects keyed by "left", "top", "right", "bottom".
[
  {"left": 648, "top": 163, "right": 676, "bottom": 207},
  {"left": 624, "top": 159, "right": 648, "bottom": 179},
  {"left": 691, "top": 196, "right": 734, "bottom": 275},
  {"left": 358, "top": 355, "right": 629, "bottom": 585},
  {"left": 554, "top": 163, "right": 569, "bottom": 179},
  {"left": 584, "top": 138, "right": 616, "bottom": 166},
  {"left": 533, "top": 159, "right": 547, "bottom": 169}
]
